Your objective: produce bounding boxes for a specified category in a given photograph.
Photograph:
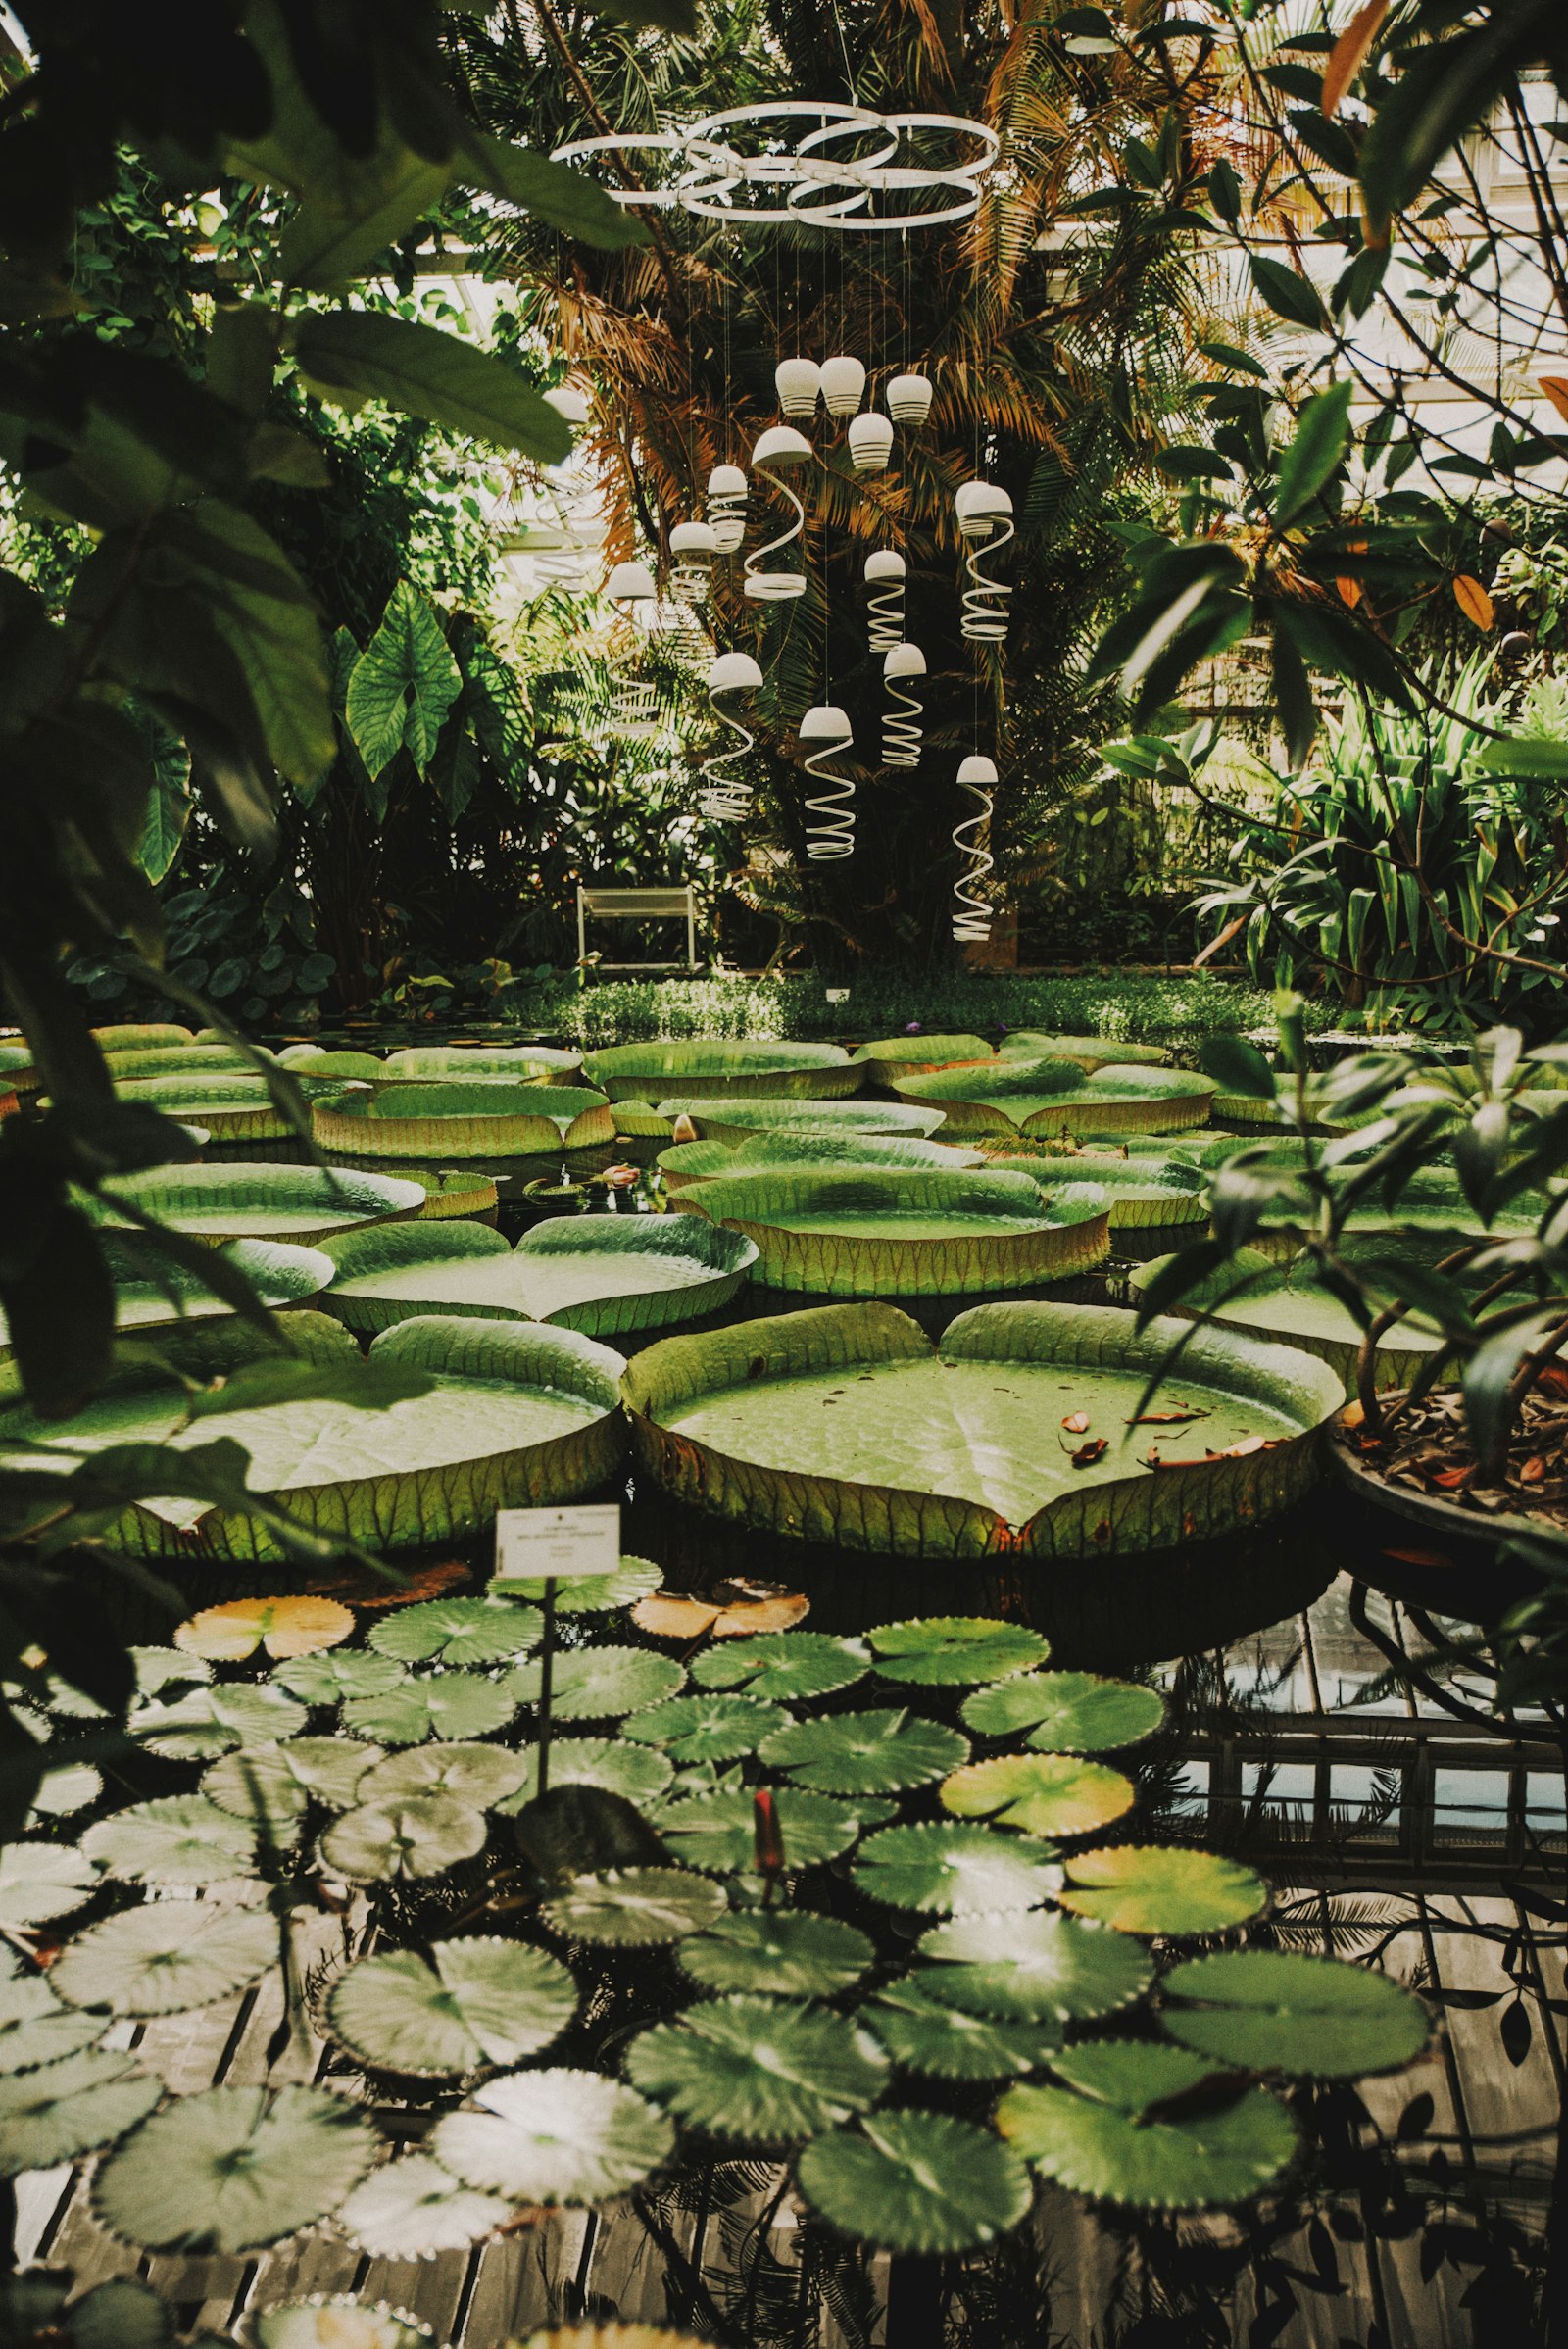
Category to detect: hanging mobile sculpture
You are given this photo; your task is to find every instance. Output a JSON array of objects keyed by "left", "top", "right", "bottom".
[
  {"left": 886, "top": 370, "right": 933, "bottom": 424},
  {"left": 670, "top": 519, "right": 718, "bottom": 603},
  {"left": 956, "top": 481, "right": 1014, "bottom": 645},
  {"left": 707, "top": 465, "right": 748, "bottom": 552},
  {"left": 698, "top": 652, "right": 764, "bottom": 821},
  {"left": 775, "top": 358, "right": 820, "bottom": 417},
  {"left": 864, "top": 550, "right": 906, "bottom": 651},
  {"left": 604, "top": 559, "right": 662, "bottom": 738},
  {"left": 800, "top": 705, "right": 857, "bottom": 860},
  {"left": 745, "top": 425, "right": 812, "bottom": 603},
  {"left": 819, "top": 354, "right": 866, "bottom": 416},
  {"left": 952, "top": 754, "right": 997, "bottom": 943},
  {"left": 882, "top": 643, "right": 925, "bottom": 768},
  {"left": 848, "top": 413, "right": 894, "bottom": 472}
]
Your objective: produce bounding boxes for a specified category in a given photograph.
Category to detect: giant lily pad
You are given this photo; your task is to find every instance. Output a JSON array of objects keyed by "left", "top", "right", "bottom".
[
  {"left": 625, "top": 1996, "right": 888, "bottom": 2139},
  {"left": 979, "top": 1147, "right": 1208, "bottom": 1231},
  {"left": 583, "top": 1040, "right": 860, "bottom": 1101},
  {"left": 105, "top": 1043, "right": 258, "bottom": 1081},
  {"left": 797, "top": 2111, "right": 1031, "bottom": 2254},
  {"left": 1133, "top": 1244, "right": 1452, "bottom": 1395},
  {"left": 1160, "top": 1949, "right": 1429, "bottom": 2076},
  {"left": 385, "top": 1045, "right": 583, "bottom": 1082},
  {"left": 314, "top": 1083, "right": 615, "bottom": 1160},
  {"left": 657, "top": 1130, "right": 981, "bottom": 1192},
  {"left": 653, "top": 1099, "right": 946, "bottom": 1146},
  {"left": 86, "top": 1162, "right": 425, "bottom": 1246},
  {"left": 93, "top": 2081, "right": 379, "bottom": 2253},
  {"left": 318, "top": 1214, "right": 756, "bottom": 1338},
  {"left": 0, "top": 1234, "right": 333, "bottom": 1358},
  {"left": 684, "top": 1169, "right": 1109, "bottom": 1297},
  {"left": 108, "top": 1071, "right": 336, "bottom": 1142},
  {"left": 326, "top": 1938, "right": 576, "bottom": 2076},
  {"left": 0, "top": 1315, "right": 627, "bottom": 1560},
  {"left": 851, "top": 1035, "right": 994, "bottom": 1085},
  {"left": 624, "top": 1300, "right": 1343, "bottom": 1560},
  {"left": 894, "top": 1059, "right": 1214, "bottom": 1138},
  {"left": 275, "top": 1047, "right": 397, "bottom": 1084},
  {"left": 997, "top": 2041, "right": 1298, "bottom": 2209},
  {"left": 1000, "top": 1032, "right": 1170, "bottom": 1071},
  {"left": 429, "top": 2069, "right": 674, "bottom": 2202}
]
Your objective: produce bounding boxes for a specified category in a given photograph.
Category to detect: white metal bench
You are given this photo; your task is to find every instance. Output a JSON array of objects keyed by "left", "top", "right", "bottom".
[{"left": 576, "top": 883, "right": 699, "bottom": 972}]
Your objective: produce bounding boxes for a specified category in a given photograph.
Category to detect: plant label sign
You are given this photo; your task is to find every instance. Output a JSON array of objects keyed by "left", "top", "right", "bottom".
[{"left": 495, "top": 1502, "right": 621, "bottom": 1584}]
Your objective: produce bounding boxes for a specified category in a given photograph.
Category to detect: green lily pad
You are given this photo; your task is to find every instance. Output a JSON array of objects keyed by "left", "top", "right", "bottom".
[
  {"left": 677, "top": 1908, "right": 874, "bottom": 1996},
  {"left": 203, "top": 1739, "right": 383, "bottom": 1826},
  {"left": 341, "top": 1673, "right": 518, "bottom": 1746},
  {"left": 0, "top": 1973, "right": 107, "bottom": 2072},
  {"left": 758, "top": 1709, "right": 967, "bottom": 1794},
  {"left": 384, "top": 1044, "right": 583, "bottom": 1082},
  {"left": 430, "top": 2068, "right": 674, "bottom": 2203},
  {"left": 93, "top": 2081, "right": 379, "bottom": 2253},
  {"left": 24, "top": 1232, "right": 337, "bottom": 1348},
  {"left": 868, "top": 1617, "right": 1050, "bottom": 1687},
  {"left": 327, "top": 1938, "right": 576, "bottom": 2077},
  {"left": 368, "top": 1597, "right": 544, "bottom": 1666},
  {"left": 1160, "top": 1950, "right": 1430, "bottom": 2077},
  {"left": 0, "top": 1840, "right": 100, "bottom": 1929},
  {"left": 690, "top": 1632, "right": 869, "bottom": 1702},
  {"left": 355, "top": 1744, "right": 527, "bottom": 1809},
  {"left": 851, "top": 1034, "right": 995, "bottom": 1084},
  {"left": 798, "top": 2111, "right": 1032, "bottom": 2254},
  {"left": 621, "top": 1692, "right": 792, "bottom": 1764},
  {"left": 540, "top": 1867, "right": 727, "bottom": 1945},
  {"left": 319, "top": 1795, "right": 488, "bottom": 1884},
  {"left": 318, "top": 1214, "right": 756, "bottom": 1340},
  {"left": 130, "top": 1643, "right": 212, "bottom": 1696},
  {"left": 1060, "top": 1846, "right": 1267, "bottom": 1935},
  {"left": 866, "top": 1980, "right": 1061, "bottom": 2080},
  {"left": 83, "top": 1796, "right": 256, "bottom": 1885},
  {"left": 51, "top": 1900, "right": 279, "bottom": 2017},
  {"left": 625, "top": 1996, "right": 888, "bottom": 2139},
  {"left": 584, "top": 1039, "right": 859, "bottom": 1102},
  {"left": 853, "top": 1822, "right": 1060, "bottom": 1916},
  {"left": 315, "top": 1082, "right": 616, "bottom": 1159},
  {"left": 961, "top": 1671, "right": 1164, "bottom": 1752},
  {"left": 130, "top": 1682, "right": 309, "bottom": 1762},
  {"left": 272, "top": 1650, "right": 408, "bottom": 1703},
  {"left": 87, "top": 1162, "right": 425, "bottom": 1245},
  {"left": 489, "top": 1554, "right": 664, "bottom": 1610},
  {"left": 492, "top": 1737, "right": 674, "bottom": 1811},
  {"left": 661, "top": 1133, "right": 984, "bottom": 1193},
  {"left": 247, "top": 2298, "right": 431, "bottom": 2349},
  {"left": 997, "top": 2040, "right": 1298, "bottom": 2209},
  {"left": 0, "top": 2048, "right": 163, "bottom": 2177},
  {"left": 335, "top": 2152, "right": 514, "bottom": 2258},
  {"left": 656, "top": 1787, "right": 875, "bottom": 1873},
  {"left": 662, "top": 1099, "right": 947, "bottom": 1146},
  {"left": 940, "top": 1753, "right": 1135, "bottom": 1838},
  {"left": 510, "top": 1645, "right": 685, "bottom": 1721},
  {"left": 916, "top": 1911, "right": 1153, "bottom": 2023},
  {"left": 895, "top": 1058, "right": 1214, "bottom": 1138}
]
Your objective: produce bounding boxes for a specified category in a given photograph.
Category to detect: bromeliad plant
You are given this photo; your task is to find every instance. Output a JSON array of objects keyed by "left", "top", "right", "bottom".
[{"left": 3, "top": 1568, "right": 1429, "bottom": 2293}]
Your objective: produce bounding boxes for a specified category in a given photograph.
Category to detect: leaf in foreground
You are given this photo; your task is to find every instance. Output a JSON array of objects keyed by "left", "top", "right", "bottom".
[
  {"left": 83, "top": 1795, "right": 257, "bottom": 1885},
  {"left": 0, "top": 2047, "right": 163, "bottom": 2176},
  {"left": 327, "top": 1938, "right": 576, "bottom": 2078},
  {"left": 961, "top": 1670, "right": 1164, "bottom": 1752},
  {"left": 1060, "top": 1845, "right": 1267, "bottom": 1935},
  {"left": 917, "top": 1911, "right": 1153, "bottom": 2023},
  {"left": 868, "top": 1617, "right": 1050, "bottom": 1687},
  {"left": 853, "top": 1822, "right": 1060, "bottom": 1915},
  {"left": 248, "top": 2295, "right": 430, "bottom": 2348},
  {"left": 320, "top": 1794, "right": 487, "bottom": 1884},
  {"left": 758, "top": 1709, "right": 968, "bottom": 1794},
  {"left": 940, "top": 1753, "right": 1135, "bottom": 1838},
  {"left": 93, "top": 2082, "right": 379, "bottom": 2253},
  {"left": 625, "top": 1996, "right": 888, "bottom": 2139},
  {"left": 678, "top": 1908, "right": 873, "bottom": 1997},
  {"left": 335, "top": 2151, "right": 514, "bottom": 2258},
  {"left": 866, "top": 1980, "right": 1061, "bottom": 2081},
  {"left": 997, "top": 2039, "right": 1298, "bottom": 2208},
  {"left": 51, "top": 1900, "right": 278, "bottom": 2017},
  {"left": 1160, "top": 1949, "right": 1430, "bottom": 2076},
  {"left": 430, "top": 2068, "right": 674, "bottom": 2203},
  {"left": 541, "top": 1867, "right": 726, "bottom": 1946},
  {"left": 797, "top": 2111, "right": 1032, "bottom": 2253}
]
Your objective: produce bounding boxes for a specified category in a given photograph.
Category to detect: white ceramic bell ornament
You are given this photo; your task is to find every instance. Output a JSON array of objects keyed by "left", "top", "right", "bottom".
[
  {"left": 953, "top": 755, "right": 998, "bottom": 942},
  {"left": 710, "top": 652, "right": 764, "bottom": 695},
  {"left": 956, "top": 484, "right": 1015, "bottom": 644},
  {"left": 543, "top": 383, "right": 590, "bottom": 427},
  {"left": 886, "top": 371, "right": 933, "bottom": 425},
  {"left": 882, "top": 642, "right": 926, "bottom": 769},
  {"left": 707, "top": 465, "right": 748, "bottom": 553},
  {"left": 956, "top": 480, "right": 1014, "bottom": 540},
  {"left": 606, "top": 560, "right": 658, "bottom": 603},
  {"left": 864, "top": 548, "right": 906, "bottom": 652},
  {"left": 848, "top": 413, "right": 894, "bottom": 473},
  {"left": 745, "top": 427, "right": 813, "bottom": 603},
  {"left": 699, "top": 653, "right": 765, "bottom": 822},
  {"left": 800, "top": 705, "right": 856, "bottom": 860},
  {"left": 774, "top": 357, "right": 821, "bottom": 417},
  {"left": 819, "top": 355, "right": 866, "bottom": 417},
  {"left": 670, "top": 519, "right": 718, "bottom": 602}
]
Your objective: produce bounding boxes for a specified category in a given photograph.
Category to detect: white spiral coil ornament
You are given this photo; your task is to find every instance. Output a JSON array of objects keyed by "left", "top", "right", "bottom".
[
  {"left": 745, "top": 425, "right": 811, "bottom": 603},
  {"left": 670, "top": 519, "right": 717, "bottom": 604},
  {"left": 699, "top": 652, "right": 763, "bottom": 822},
  {"left": 606, "top": 560, "right": 662, "bottom": 739},
  {"left": 864, "top": 549, "right": 906, "bottom": 652},
  {"left": 882, "top": 643, "right": 925, "bottom": 768},
  {"left": 956, "top": 481, "right": 1014, "bottom": 646},
  {"left": 953, "top": 754, "right": 997, "bottom": 943},
  {"left": 800, "top": 704, "right": 856, "bottom": 861},
  {"left": 707, "top": 465, "right": 748, "bottom": 553}
]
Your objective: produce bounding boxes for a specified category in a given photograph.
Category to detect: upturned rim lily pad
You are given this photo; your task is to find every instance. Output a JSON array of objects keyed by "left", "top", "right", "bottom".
[
  {"left": 894, "top": 1059, "right": 1214, "bottom": 1138},
  {"left": 314, "top": 1083, "right": 616, "bottom": 1160},
  {"left": 850, "top": 1035, "right": 995, "bottom": 1084},
  {"left": 582, "top": 1039, "right": 860, "bottom": 1101},
  {"left": 1132, "top": 1244, "right": 1452, "bottom": 1395},
  {"left": 657, "top": 1131, "right": 982, "bottom": 1191},
  {"left": 384, "top": 1044, "right": 583, "bottom": 1081},
  {"left": 653, "top": 1099, "right": 947, "bottom": 1145},
  {"left": 85, "top": 1162, "right": 426, "bottom": 1246},
  {"left": 999, "top": 1032, "right": 1172, "bottom": 1071},
  {"left": 624, "top": 1301, "right": 1342, "bottom": 1561},
  {"left": 979, "top": 1148, "right": 1207, "bottom": 1229}
]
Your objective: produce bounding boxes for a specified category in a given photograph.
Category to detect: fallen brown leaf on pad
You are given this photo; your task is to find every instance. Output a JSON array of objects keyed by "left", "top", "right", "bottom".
[
  {"left": 1071, "top": 1438, "right": 1108, "bottom": 1468},
  {"left": 1061, "top": 1411, "right": 1091, "bottom": 1434}
]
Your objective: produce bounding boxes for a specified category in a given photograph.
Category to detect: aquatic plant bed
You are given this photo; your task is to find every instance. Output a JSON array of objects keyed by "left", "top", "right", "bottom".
[{"left": 624, "top": 1299, "right": 1342, "bottom": 1558}]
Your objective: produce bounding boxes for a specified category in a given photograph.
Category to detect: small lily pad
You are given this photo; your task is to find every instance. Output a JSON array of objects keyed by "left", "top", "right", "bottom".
[
  {"left": 1160, "top": 1949, "right": 1430, "bottom": 2077},
  {"left": 430, "top": 2068, "right": 674, "bottom": 2204},
  {"left": 490, "top": 1554, "right": 663, "bottom": 1611},
  {"left": 625, "top": 1996, "right": 888, "bottom": 2140},
  {"left": 342, "top": 1673, "right": 517, "bottom": 1746},
  {"left": 678, "top": 1908, "right": 874, "bottom": 1997},
  {"left": 621, "top": 1693, "right": 791, "bottom": 1765},
  {"left": 83, "top": 1796, "right": 257, "bottom": 1886},
  {"left": 174, "top": 1595, "right": 355, "bottom": 1663},
  {"left": 0, "top": 1840, "right": 100, "bottom": 1929},
  {"left": 940, "top": 1753, "right": 1135, "bottom": 1838},
  {"left": 1060, "top": 1846, "right": 1267, "bottom": 1936},
  {"left": 541, "top": 1867, "right": 727, "bottom": 1946},
  {"left": 868, "top": 1617, "right": 1050, "bottom": 1687},
  {"left": 916, "top": 1911, "right": 1153, "bottom": 2023},
  {"left": 93, "top": 2080, "right": 379, "bottom": 2253},
  {"left": 335, "top": 2152, "right": 514, "bottom": 2258},
  {"left": 797, "top": 2111, "right": 1031, "bottom": 2254},
  {"left": 0, "top": 2047, "right": 163, "bottom": 2177},
  {"left": 961, "top": 1671, "right": 1164, "bottom": 1752},
  {"left": 327, "top": 1938, "right": 576, "bottom": 2077},
  {"left": 691, "top": 1632, "right": 870, "bottom": 1703},
  {"left": 492, "top": 1738, "right": 674, "bottom": 1812},
  {"left": 853, "top": 1823, "right": 1059, "bottom": 1916},
  {"left": 369, "top": 1598, "right": 543, "bottom": 1667},
  {"left": 51, "top": 1901, "right": 279, "bottom": 2018},
  {"left": 0, "top": 1973, "right": 107, "bottom": 2073},
  {"left": 272, "top": 1650, "right": 408, "bottom": 1703},
  {"left": 510, "top": 1645, "right": 685, "bottom": 1721},
  {"left": 203, "top": 1738, "right": 383, "bottom": 1827},
  {"left": 130, "top": 1683, "right": 309, "bottom": 1763},
  {"left": 320, "top": 1795, "right": 488, "bottom": 1884},
  {"left": 758, "top": 1710, "right": 968, "bottom": 1795},
  {"left": 866, "top": 1980, "right": 1061, "bottom": 2080},
  {"left": 656, "top": 1788, "right": 875, "bottom": 1874},
  {"left": 355, "top": 1744, "right": 527, "bottom": 1810}
]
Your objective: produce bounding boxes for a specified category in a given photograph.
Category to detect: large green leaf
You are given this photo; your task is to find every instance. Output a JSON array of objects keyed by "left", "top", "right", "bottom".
[
  {"left": 1160, "top": 1950, "right": 1430, "bottom": 2076},
  {"left": 318, "top": 1213, "right": 756, "bottom": 1339},
  {"left": 677, "top": 1907, "right": 874, "bottom": 1996},
  {"left": 93, "top": 2081, "right": 378, "bottom": 2253},
  {"left": 335, "top": 2152, "right": 514, "bottom": 2258},
  {"left": 314, "top": 1083, "right": 616, "bottom": 1161},
  {"left": 691, "top": 1631, "right": 870, "bottom": 1702},
  {"left": 759, "top": 1709, "right": 967, "bottom": 1793},
  {"left": 622, "top": 1691, "right": 792, "bottom": 1763},
  {"left": 1060, "top": 1846, "right": 1267, "bottom": 1935},
  {"left": 341, "top": 1672, "right": 518, "bottom": 1746},
  {"left": 327, "top": 1938, "right": 576, "bottom": 2076},
  {"left": 540, "top": 1866, "right": 727, "bottom": 1945},
  {"left": 866, "top": 1979, "right": 1061, "bottom": 2080},
  {"left": 319, "top": 1794, "right": 489, "bottom": 1883},
  {"left": 895, "top": 1059, "right": 1214, "bottom": 1138},
  {"left": 510, "top": 1644, "right": 685, "bottom": 1721},
  {"left": 685, "top": 1168, "right": 1107, "bottom": 1297},
  {"left": 961, "top": 1671, "right": 1164, "bottom": 1752},
  {"left": 583, "top": 1040, "right": 859, "bottom": 1102},
  {"left": 625, "top": 1300, "right": 1341, "bottom": 1560},
  {"left": 662, "top": 1100, "right": 947, "bottom": 1145},
  {"left": 86, "top": 1162, "right": 426, "bottom": 1245},
  {"left": 0, "top": 1840, "right": 100, "bottom": 1929},
  {"left": 51, "top": 1900, "right": 279, "bottom": 2017},
  {"left": 385, "top": 1044, "right": 583, "bottom": 1082},
  {"left": 916, "top": 1912, "right": 1153, "bottom": 2022},
  {"left": 997, "top": 2041, "right": 1298, "bottom": 2208},
  {"left": 83, "top": 1795, "right": 256, "bottom": 1885},
  {"left": 368, "top": 1596, "right": 543, "bottom": 1667},
  {"left": 940, "top": 1753, "right": 1134, "bottom": 1838},
  {"left": 797, "top": 2112, "right": 1031, "bottom": 2254},
  {"left": 656, "top": 1788, "right": 875, "bottom": 1873},
  {"left": 626, "top": 1996, "right": 888, "bottom": 2138},
  {"left": 295, "top": 311, "right": 571, "bottom": 462},
  {"left": 0, "top": 2048, "right": 163, "bottom": 2177},
  {"left": 429, "top": 2068, "right": 674, "bottom": 2202},
  {"left": 853, "top": 1822, "right": 1060, "bottom": 1916},
  {"left": 868, "top": 1617, "right": 1050, "bottom": 1687},
  {"left": 345, "top": 580, "right": 465, "bottom": 778}
]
